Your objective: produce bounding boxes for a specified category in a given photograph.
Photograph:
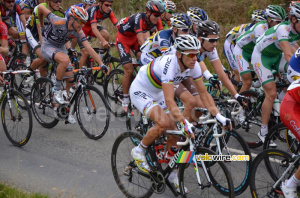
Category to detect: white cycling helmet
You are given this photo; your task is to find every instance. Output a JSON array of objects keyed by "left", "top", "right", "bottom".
[
  {"left": 82, "top": 0, "right": 96, "bottom": 5},
  {"left": 165, "top": 0, "right": 176, "bottom": 12},
  {"left": 290, "top": 1, "right": 300, "bottom": 19},
  {"left": 174, "top": 34, "right": 201, "bottom": 51}
]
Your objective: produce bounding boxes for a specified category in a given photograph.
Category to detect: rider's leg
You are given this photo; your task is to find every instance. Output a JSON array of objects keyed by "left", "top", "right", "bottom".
[{"left": 239, "top": 72, "right": 252, "bottom": 93}]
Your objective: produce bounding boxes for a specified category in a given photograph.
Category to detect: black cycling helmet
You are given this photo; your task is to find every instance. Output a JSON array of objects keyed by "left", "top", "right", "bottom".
[
  {"left": 146, "top": 0, "right": 165, "bottom": 14},
  {"left": 197, "top": 20, "right": 220, "bottom": 37}
]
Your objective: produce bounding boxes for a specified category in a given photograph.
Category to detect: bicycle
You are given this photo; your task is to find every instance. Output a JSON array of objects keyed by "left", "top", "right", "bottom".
[
  {"left": 104, "top": 59, "right": 140, "bottom": 117},
  {"left": 30, "top": 67, "right": 110, "bottom": 140},
  {"left": 1, "top": 69, "right": 33, "bottom": 146},
  {"left": 249, "top": 148, "right": 300, "bottom": 197},
  {"left": 111, "top": 128, "right": 235, "bottom": 197}
]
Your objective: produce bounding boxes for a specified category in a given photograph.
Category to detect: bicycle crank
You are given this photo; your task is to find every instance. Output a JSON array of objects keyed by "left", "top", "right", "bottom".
[{"left": 150, "top": 171, "right": 165, "bottom": 194}]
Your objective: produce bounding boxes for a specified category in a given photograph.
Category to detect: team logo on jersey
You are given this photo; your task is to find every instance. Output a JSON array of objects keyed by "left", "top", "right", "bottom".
[
  {"left": 54, "top": 20, "right": 65, "bottom": 25},
  {"left": 284, "top": 113, "right": 291, "bottom": 121},
  {"left": 163, "top": 57, "right": 172, "bottom": 75},
  {"left": 272, "top": 36, "right": 276, "bottom": 40},
  {"left": 250, "top": 35, "right": 254, "bottom": 39},
  {"left": 285, "top": 27, "right": 291, "bottom": 32}
]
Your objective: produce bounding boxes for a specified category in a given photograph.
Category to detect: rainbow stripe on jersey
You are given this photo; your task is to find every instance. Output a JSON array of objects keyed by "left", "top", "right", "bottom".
[{"left": 147, "top": 59, "right": 163, "bottom": 89}]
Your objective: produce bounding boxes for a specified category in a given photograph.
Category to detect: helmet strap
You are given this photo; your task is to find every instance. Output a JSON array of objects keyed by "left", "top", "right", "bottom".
[
  {"left": 179, "top": 54, "right": 188, "bottom": 70},
  {"left": 99, "top": 2, "right": 105, "bottom": 14},
  {"left": 146, "top": 12, "right": 154, "bottom": 25},
  {"left": 200, "top": 38, "right": 209, "bottom": 52},
  {"left": 49, "top": 1, "right": 58, "bottom": 11},
  {"left": 291, "top": 16, "right": 300, "bottom": 34}
]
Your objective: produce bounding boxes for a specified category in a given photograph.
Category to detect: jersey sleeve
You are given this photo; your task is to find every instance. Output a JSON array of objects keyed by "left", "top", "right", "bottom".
[
  {"left": 158, "top": 31, "right": 171, "bottom": 53},
  {"left": 161, "top": 57, "right": 176, "bottom": 84},
  {"left": 206, "top": 48, "right": 219, "bottom": 62},
  {"left": 277, "top": 24, "right": 290, "bottom": 42},
  {"left": 192, "top": 62, "right": 202, "bottom": 81},
  {"left": 254, "top": 23, "right": 268, "bottom": 40},
  {"left": 134, "top": 13, "right": 144, "bottom": 34},
  {"left": 16, "top": 4, "right": 24, "bottom": 15},
  {"left": 0, "top": 21, "right": 8, "bottom": 40},
  {"left": 156, "top": 20, "right": 163, "bottom": 31},
  {"left": 88, "top": 6, "right": 98, "bottom": 24},
  {"left": 76, "top": 30, "right": 87, "bottom": 47},
  {"left": 109, "top": 10, "right": 118, "bottom": 25}
]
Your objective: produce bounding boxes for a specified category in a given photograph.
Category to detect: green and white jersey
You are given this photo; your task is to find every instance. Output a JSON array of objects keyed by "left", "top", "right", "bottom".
[
  {"left": 256, "top": 21, "right": 300, "bottom": 56},
  {"left": 225, "top": 23, "right": 251, "bottom": 44},
  {"left": 236, "top": 21, "right": 268, "bottom": 54}
]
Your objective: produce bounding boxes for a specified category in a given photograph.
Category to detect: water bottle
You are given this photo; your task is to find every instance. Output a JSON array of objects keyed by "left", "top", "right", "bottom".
[
  {"left": 68, "top": 85, "right": 76, "bottom": 99},
  {"left": 272, "top": 98, "right": 280, "bottom": 116}
]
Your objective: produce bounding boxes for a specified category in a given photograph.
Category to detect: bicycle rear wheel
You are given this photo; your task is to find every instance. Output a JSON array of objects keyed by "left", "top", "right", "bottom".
[
  {"left": 249, "top": 149, "right": 299, "bottom": 197},
  {"left": 178, "top": 147, "right": 234, "bottom": 197},
  {"left": 111, "top": 131, "right": 153, "bottom": 198},
  {"left": 204, "top": 129, "right": 252, "bottom": 195},
  {"left": 76, "top": 85, "right": 110, "bottom": 140},
  {"left": 1, "top": 90, "right": 32, "bottom": 146},
  {"left": 126, "top": 103, "right": 142, "bottom": 132},
  {"left": 30, "top": 77, "right": 59, "bottom": 128},
  {"left": 264, "top": 123, "right": 300, "bottom": 154}
]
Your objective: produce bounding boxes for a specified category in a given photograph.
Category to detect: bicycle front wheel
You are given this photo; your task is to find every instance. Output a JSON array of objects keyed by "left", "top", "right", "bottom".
[
  {"left": 111, "top": 131, "right": 153, "bottom": 198},
  {"left": 249, "top": 149, "right": 298, "bottom": 197},
  {"left": 104, "top": 68, "right": 126, "bottom": 117},
  {"left": 178, "top": 147, "right": 234, "bottom": 197},
  {"left": 1, "top": 90, "right": 32, "bottom": 146},
  {"left": 76, "top": 85, "right": 110, "bottom": 140}
]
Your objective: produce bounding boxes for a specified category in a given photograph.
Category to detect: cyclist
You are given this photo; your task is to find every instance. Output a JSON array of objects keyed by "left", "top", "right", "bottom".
[
  {"left": 140, "top": 13, "right": 191, "bottom": 65},
  {"left": 24, "top": 0, "right": 65, "bottom": 84},
  {"left": 224, "top": 9, "right": 262, "bottom": 84},
  {"left": 117, "top": 0, "right": 164, "bottom": 111},
  {"left": 196, "top": 20, "right": 248, "bottom": 106},
  {"left": 78, "top": 0, "right": 118, "bottom": 68},
  {"left": 0, "top": 0, "right": 28, "bottom": 64},
  {"left": 130, "top": 34, "right": 231, "bottom": 192},
  {"left": 187, "top": 7, "right": 208, "bottom": 37},
  {"left": 17, "top": 0, "right": 45, "bottom": 19},
  {"left": 65, "top": 0, "right": 96, "bottom": 15},
  {"left": 234, "top": 6, "right": 285, "bottom": 94},
  {"left": 37, "top": 5, "right": 105, "bottom": 105},
  {"left": 252, "top": 2, "right": 300, "bottom": 143},
  {"left": 161, "top": 0, "right": 176, "bottom": 29},
  {"left": 279, "top": 79, "right": 300, "bottom": 197}
]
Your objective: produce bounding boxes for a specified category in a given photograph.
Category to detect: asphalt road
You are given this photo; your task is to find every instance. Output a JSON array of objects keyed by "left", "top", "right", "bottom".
[{"left": 0, "top": 86, "right": 263, "bottom": 198}]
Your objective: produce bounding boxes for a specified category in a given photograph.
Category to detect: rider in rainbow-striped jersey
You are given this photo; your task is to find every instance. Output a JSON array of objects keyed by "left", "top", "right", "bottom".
[{"left": 252, "top": 2, "right": 300, "bottom": 144}]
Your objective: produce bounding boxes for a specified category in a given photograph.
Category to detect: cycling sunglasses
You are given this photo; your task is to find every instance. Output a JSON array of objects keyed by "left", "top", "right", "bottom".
[
  {"left": 166, "top": 9, "right": 175, "bottom": 14},
  {"left": 153, "top": 13, "right": 162, "bottom": 17},
  {"left": 75, "top": 18, "right": 86, "bottom": 26},
  {"left": 51, "top": 0, "right": 62, "bottom": 3},
  {"left": 178, "top": 28, "right": 190, "bottom": 33},
  {"left": 181, "top": 51, "right": 200, "bottom": 58},
  {"left": 104, "top": 4, "right": 112, "bottom": 7},
  {"left": 202, "top": 37, "right": 219, "bottom": 43}
]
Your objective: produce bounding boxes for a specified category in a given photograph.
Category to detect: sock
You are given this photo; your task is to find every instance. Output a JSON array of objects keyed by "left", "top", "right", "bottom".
[
  {"left": 136, "top": 141, "right": 147, "bottom": 154},
  {"left": 260, "top": 124, "right": 268, "bottom": 136},
  {"left": 98, "top": 48, "right": 106, "bottom": 59},
  {"left": 123, "top": 94, "right": 129, "bottom": 103},
  {"left": 169, "top": 168, "right": 178, "bottom": 182},
  {"left": 286, "top": 174, "right": 300, "bottom": 189},
  {"left": 278, "top": 90, "right": 286, "bottom": 102},
  {"left": 54, "top": 79, "right": 62, "bottom": 91}
]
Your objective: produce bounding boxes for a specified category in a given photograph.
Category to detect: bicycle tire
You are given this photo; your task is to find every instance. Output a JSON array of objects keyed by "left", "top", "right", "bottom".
[
  {"left": 30, "top": 77, "right": 59, "bottom": 128},
  {"left": 264, "top": 123, "right": 300, "bottom": 154},
  {"left": 239, "top": 90, "right": 264, "bottom": 148},
  {"left": 2, "top": 90, "right": 32, "bottom": 146},
  {"left": 76, "top": 85, "right": 110, "bottom": 140},
  {"left": 111, "top": 131, "right": 153, "bottom": 198},
  {"left": 125, "top": 102, "right": 142, "bottom": 133},
  {"left": 178, "top": 147, "right": 234, "bottom": 197},
  {"left": 104, "top": 68, "right": 126, "bottom": 117},
  {"left": 249, "top": 149, "right": 299, "bottom": 197},
  {"left": 204, "top": 129, "right": 252, "bottom": 196}
]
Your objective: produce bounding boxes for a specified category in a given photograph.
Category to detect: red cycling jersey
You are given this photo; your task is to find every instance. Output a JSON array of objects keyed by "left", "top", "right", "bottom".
[
  {"left": 280, "top": 79, "right": 300, "bottom": 141},
  {"left": 117, "top": 12, "right": 163, "bottom": 37},
  {"left": 0, "top": 21, "right": 8, "bottom": 41},
  {"left": 85, "top": 5, "right": 118, "bottom": 26}
]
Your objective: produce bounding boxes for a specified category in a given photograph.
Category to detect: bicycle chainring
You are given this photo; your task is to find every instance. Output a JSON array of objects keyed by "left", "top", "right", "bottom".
[
  {"left": 150, "top": 171, "right": 165, "bottom": 194},
  {"left": 55, "top": 104, "right": 69, "bottom": 120}
]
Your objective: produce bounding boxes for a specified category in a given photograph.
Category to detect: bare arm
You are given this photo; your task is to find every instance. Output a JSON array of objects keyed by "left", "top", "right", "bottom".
[
  {"left": 82, "top": 40, "right": 103, "bottom": 66},
  {"left": 23, "top": 8, "right": 32, "bottom": 20},
  {"left": 194, "top": 79, "right": 219, "bottom": 116},
  {"left": 279, "top": 41, "right": 294, "bottom": 63},
  {"left": 162, "top": 83, "right": 185, "bottom": 123},
  {"left": 19, "top": 14, "right": 27, "bottom": 29},
  {"left": 136, "top": 32, "right": 148, "bottom": 46},
  {"left": 0, "top": 38, "right": 8, "bottom": 57},
  {"left": 37, "top": 4, "right": 51, "bottom": 29},
  {"left": 211, "top": 59, "right": 238, "bottom": 96}
]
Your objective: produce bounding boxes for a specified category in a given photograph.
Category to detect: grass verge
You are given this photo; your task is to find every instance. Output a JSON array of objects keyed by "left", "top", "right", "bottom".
[{"left": 0, "top": 183, "right": 48, "bottom": 198}]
